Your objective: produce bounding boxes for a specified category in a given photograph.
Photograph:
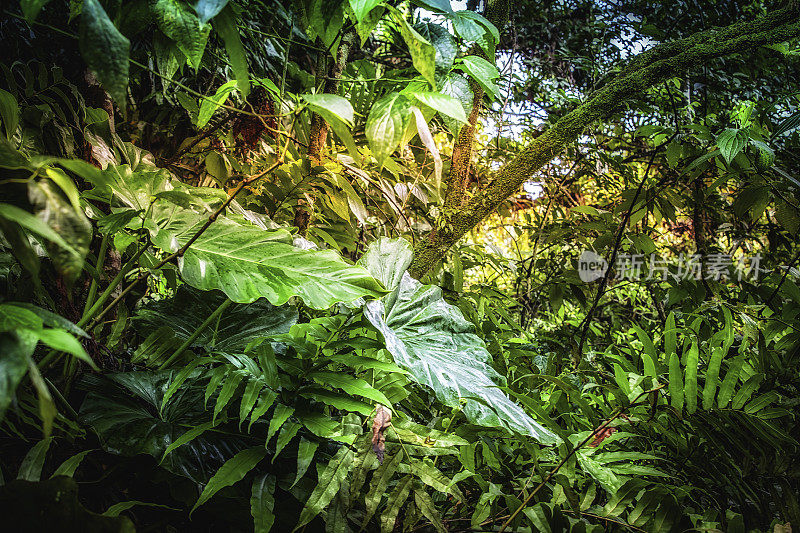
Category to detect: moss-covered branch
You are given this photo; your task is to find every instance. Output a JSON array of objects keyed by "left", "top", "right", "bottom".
[{"left": 409, "top": 6, "right": 800, "bottom": 278}]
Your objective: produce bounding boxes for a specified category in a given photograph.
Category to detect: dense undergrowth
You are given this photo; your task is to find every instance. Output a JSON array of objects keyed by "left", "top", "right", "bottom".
[{"left": 1, "top": 0, "right": 800, "bottom": 531}]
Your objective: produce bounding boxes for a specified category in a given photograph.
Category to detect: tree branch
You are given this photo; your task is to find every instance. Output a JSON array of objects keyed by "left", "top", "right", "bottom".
[{"left": 409, "top": 6, "right": 800, "bottom": 278}]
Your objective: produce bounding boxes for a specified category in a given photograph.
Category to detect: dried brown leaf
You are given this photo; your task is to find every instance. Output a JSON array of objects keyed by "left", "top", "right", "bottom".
[{"left": 371, "top": 405, "right": 392, "bottom": 463}]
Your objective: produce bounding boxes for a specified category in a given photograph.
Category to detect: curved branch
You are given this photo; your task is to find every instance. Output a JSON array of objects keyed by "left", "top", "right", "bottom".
[{"left": 409, "top": 6, "right": 800, "bottom": 278}]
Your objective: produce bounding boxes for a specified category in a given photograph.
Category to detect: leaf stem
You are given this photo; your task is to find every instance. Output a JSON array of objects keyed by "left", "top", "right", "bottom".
[
  {"left": 158, "top": 299, "right": 233, "bottom": 370},
  {"left": 498, "top": 384, "right": 665, "bottom": 533}
]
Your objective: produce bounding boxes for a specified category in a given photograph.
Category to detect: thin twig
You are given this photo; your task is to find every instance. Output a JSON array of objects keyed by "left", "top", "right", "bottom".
[{"left": 498, "top": 384, "right": 665, "bottom": 533}]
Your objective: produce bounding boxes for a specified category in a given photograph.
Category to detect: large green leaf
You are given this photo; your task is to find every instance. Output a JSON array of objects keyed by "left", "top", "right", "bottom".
[
  {"left": 394, "top": 12, "right": 436, "bottom": 86},
  {"left": 0, "top": 89, "right": 19, "bottom": 140},
  {"left": 409, "top": 91, "right": 467, "bottom": 124},
  {"left": 357, "top": 237, "right": 413, "bottom": 291},
  {"left": 214, "top": 5, "right": 250, "bottom": 98},
  {"left": 197, "top": 80, "right": 237, "bottom": 128},
  {"left": 458, "top": 55, "right": 500, "bottom": 100},
  {"left": 191, "top": 446, "right": 267, "bottom": 514},
  {"left": 134, "top": 286, "right": 297, "bottom": 355},
  {"left": 152, "top": 0, "right": 211, "bottom": 70},
  {"left": 366, "top": 92, "right": 412, "bottom": 165},
  {"left": 193, "top": 0, "right": 229, "bottom": 23},
  {"left": 146, "top": 208, "right": 385, "bottom": 308},
  {"left": 302, "top": 94, "right": 355, "bottom": 127},
  {"left": 79, "top": 0, "right": 130, "bottom": 110},
  {"left": 415, "top": 22, "right": 457, "bottom": 74},
  {"left": 251, "top": 474, "right": 276, "bottom": 532},
  {"left": 79, "top": 371, "right": 249, "bottom": 483},
  {"left": 0, "top": 331, "right": 37, "bottom": 420},
  {"left": 716, "top": 128, "right": 749, "bottom": 164},
  {"left": 28, "top": 181, "right": 91, "bottom": 283},
  {"left": 364, "top": 273, "right": 558, "bottom": 443},
  {"left": 296, "top": 445, "right": 354, "bottom": 528},
  {"left": 348, "top": 0, "right": 382, "bottom": 23}
]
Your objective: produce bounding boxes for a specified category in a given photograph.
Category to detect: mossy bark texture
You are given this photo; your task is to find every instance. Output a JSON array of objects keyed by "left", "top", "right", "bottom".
[{"left": 409, "top": 7, "right": 800, "bottom": 278}]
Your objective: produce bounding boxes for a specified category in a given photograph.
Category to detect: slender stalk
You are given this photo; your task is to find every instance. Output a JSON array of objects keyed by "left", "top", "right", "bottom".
[
  {"left": 158, "top": 299, "right": 233, "bottom": 370},
  {"left": 38, "top": 245, "right": 149, "bottom": 370},
  {"left": 82, "top": 233, "right": 109, "bottom": 318}
]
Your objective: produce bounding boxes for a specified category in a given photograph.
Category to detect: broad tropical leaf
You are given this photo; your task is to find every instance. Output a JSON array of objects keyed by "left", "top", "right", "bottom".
[{"left": 365, "top": 272, "right": 558, "bottom": 443}]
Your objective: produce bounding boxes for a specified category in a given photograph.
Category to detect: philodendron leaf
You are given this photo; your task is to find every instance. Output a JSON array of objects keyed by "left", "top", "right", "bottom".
[
  {"left": 716, "top": 128, "right": 749, "bottom": 164},
  {"left": 79, "top": 0, "right": 130, "bottom": 110},
  {"left": 147, "top": 208, "right": 385, "bottom": 308},
  {"left": 79, "top": 370, "right": 249, "bottom": 483},
  {"left": 357, "top": 237, "right": 413, "bottom": 291},
  {"left": 364, "top": 273, "right": 559, "bottom": 444},
  {"left": 366, "top": 92, "right": 412, "bottom": 165},
  {"left": 134, "top": 286, "right": 298, "bottom": 356},
  {"left": 152, "top": 0, "right": 212, "bottom": 70}
]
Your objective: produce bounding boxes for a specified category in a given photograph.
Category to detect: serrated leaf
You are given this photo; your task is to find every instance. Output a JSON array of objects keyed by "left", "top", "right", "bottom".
[
  {"left": 267, "top": 404, "right": 294, "bottom": 444},
  {"left": 191, "top": 446, "right": 267, "bottom": 514},
  {"left": 379, "top": 475, "right": 413, "bottom": 533},
  {"left": 668, "top": 352, "right": 683, "bottom": 414},
  {"left": 308, "top": 371, "right": 392, "bottom": 407},
  {"left": 684, "top": 341, "right": 699, "bottom": 414},
  {"left": 291, "top": 438, "right": 319, "bottom": 488},
  {"left": 703, "top": 345, "right": 725, "bottom": 410},
  {"left": 79, "top": 0, "right": 130, "bottom": 110},
  {"left": 365, "top": 273, "right": 558, "bottom": 443}
]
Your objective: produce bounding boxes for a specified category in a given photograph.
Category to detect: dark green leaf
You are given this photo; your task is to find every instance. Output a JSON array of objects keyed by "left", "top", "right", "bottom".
[
  {"left": 191, "top": 446, "right": 267, "bottom": 514},
  {"left": 79, "top": 0, "right": 130, "bottom": 110}
]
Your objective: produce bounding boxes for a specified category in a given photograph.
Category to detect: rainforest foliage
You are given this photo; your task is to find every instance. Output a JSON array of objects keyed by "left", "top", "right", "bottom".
[{"left": 1, "top": 0, "right": 800, "bottom": 531}]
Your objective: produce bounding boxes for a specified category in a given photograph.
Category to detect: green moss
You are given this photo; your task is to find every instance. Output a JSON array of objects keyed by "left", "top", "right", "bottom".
[{"left": 410, "top": 7, "right": 800, "bottom": 278}]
